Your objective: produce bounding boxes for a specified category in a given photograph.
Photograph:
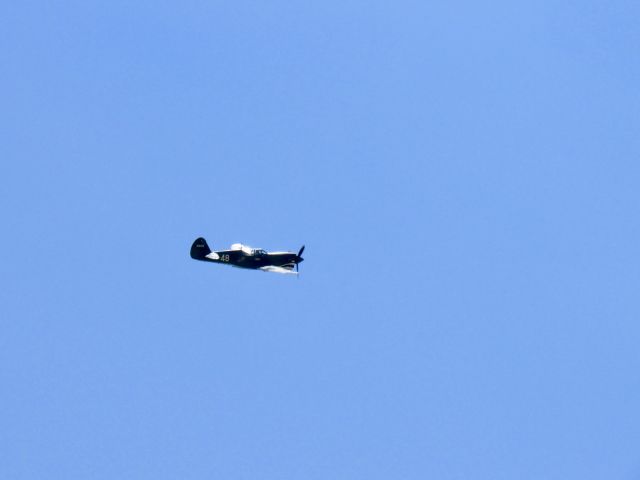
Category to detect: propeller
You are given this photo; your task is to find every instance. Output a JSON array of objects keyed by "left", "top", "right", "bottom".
[{"left": 296, "top": 245, "right": 305, "bottom": 273}]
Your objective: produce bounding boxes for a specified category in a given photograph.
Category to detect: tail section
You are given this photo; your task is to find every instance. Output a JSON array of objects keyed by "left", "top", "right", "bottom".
[{"left": 190, "top": 237, "right": 212, "bottom": 260}]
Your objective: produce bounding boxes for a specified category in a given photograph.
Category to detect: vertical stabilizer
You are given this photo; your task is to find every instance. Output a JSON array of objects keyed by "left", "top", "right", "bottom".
[{"left": 190, "top": 237, "right": 212, "bottom": 260}]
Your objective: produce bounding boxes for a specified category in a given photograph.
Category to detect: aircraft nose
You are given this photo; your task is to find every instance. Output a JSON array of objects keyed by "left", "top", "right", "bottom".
[{"left": 297, "top": 256, "right": 304, "bottom": 263}]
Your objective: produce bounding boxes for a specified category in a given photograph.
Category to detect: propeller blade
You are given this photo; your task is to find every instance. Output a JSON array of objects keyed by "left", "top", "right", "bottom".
[{"left": 296, "top": 245, "right": 305, "bottom": 276}]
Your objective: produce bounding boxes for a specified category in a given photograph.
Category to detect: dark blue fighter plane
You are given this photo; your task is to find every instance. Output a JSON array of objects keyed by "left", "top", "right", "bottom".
[{"left": 190, "top": 237, "right": 305, "bottom": 275}]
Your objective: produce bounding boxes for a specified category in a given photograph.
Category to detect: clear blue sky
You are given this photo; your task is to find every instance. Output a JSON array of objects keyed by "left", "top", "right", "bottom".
[{"left": 1, "top": 1, "right": 639, "bottom": 478}]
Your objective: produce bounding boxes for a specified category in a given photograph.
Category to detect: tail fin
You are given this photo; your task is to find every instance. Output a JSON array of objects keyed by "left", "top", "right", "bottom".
[{"left": 190, "top": 237, "right": 212, "bottom": 260}]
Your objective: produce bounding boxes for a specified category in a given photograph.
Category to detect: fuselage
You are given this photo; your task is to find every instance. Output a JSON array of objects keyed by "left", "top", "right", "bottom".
[{"left": 209, "top": 249, "right": 299, "bottom": 270}]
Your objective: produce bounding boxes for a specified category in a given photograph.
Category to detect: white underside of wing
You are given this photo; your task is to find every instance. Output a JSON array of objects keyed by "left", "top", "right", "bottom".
[{"left": 259, "top": 266, "right": 298, "bottom": 275}]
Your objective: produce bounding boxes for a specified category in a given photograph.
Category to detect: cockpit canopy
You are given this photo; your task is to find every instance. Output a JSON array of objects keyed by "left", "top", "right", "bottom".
[{"left": 230, "top": 243, "right": 266, "bottom": 256}]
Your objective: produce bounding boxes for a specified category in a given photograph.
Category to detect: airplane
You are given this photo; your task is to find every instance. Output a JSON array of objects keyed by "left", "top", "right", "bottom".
[{"left": 190, "top": 237, "right": 305, "bottom": 275}]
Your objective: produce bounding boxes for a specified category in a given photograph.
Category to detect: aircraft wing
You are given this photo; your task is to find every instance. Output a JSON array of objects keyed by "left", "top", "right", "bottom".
[{"left": 259, "top": 265, "right": 298, "bottom": 275}]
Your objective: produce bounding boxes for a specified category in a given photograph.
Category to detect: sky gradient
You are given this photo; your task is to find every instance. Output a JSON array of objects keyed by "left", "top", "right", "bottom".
[{"left": 1, "top": 1, "right": 640, "bottom": 479}]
